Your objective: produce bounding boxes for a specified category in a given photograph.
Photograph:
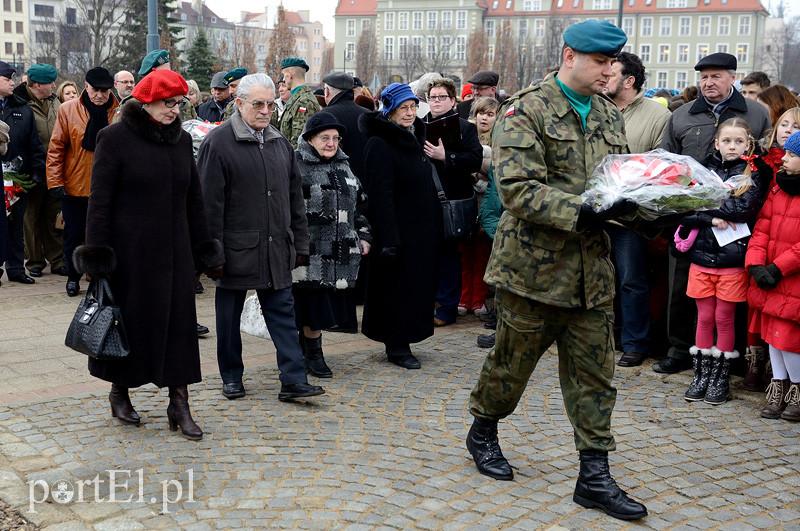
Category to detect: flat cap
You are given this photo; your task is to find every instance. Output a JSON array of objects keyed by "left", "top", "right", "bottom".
[
  {"left": 467, "top": 70, "right": 499, "bottom": 87},
  {"left": 352, "top": 76, "right": 364, "bottom": 88},
  {"left": 28, "top": 63, "right": 57, "bottom": 84},
  {"left": 563, "top": 19, "right": 627, "bottom": 57},
  {"left": 0, "top": 61, "right": 15, "bottom": 79},
  {"left": 224, "top": 67, "right": 247, "bottom": 83},
  {"left": 281, "top": 57, "right": 309, "bottom": 71},
  {"left": 138, "top": 49, "right": 170, "bottom": 77},
  {"left": 210, "top": 71, "right": 229, "bottom": 89},
  {"left": 85, "top": 67, "right": 114, "bottom": 89},
  {"left": 694, "top": 52, "right": 737, "bottom": 71},
  {"left": 322, "top": 72, "right": 354, "bottom": 91}
]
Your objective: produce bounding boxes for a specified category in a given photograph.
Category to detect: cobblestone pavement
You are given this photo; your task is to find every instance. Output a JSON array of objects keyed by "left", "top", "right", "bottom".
[{"left": 1, "top": 273, "right": 800, "bottom": 530}]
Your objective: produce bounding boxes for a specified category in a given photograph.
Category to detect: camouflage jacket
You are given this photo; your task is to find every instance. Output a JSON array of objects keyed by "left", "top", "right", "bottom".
[
  {"left": 484, "top": 74, "right": 628, "bottom": 309},
  {"left": 279, "top": 84, "right": 320, "bottom": 149},
  {"left": 221, "top": 99, "right": 235, "bottom": 122},
  {"left": 180, "top": 100, "right": 198, "bottom": 122}
]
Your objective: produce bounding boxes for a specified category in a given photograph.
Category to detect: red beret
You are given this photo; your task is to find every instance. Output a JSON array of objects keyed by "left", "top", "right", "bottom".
[
  {"left": 461, "top": 83, "right": 473, "bottom": 100},
  {"left": 132, "top": 69, "right": 189, "bottom": 104}
]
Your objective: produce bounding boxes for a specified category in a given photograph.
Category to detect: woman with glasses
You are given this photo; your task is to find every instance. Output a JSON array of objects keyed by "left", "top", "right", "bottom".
[
  {"left": 358, "top": 82, "right": 442, "bottom": 369},
  {"left": 74, "top": 70, "right": 223, "bottom": 440},
  {"left": 292, "top": 112, "right": 371, "bottom": 378}
]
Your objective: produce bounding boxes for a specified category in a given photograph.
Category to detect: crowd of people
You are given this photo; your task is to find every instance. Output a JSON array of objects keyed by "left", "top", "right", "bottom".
[{"left": 1, "top": 17, "right": 800, "bottom": 522}]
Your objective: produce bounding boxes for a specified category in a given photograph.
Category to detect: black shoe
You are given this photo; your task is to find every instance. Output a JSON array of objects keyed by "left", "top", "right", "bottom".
[
  {"left": 27, "top": 268, "right": 43, "bottom": 278},
  {"left": 573, "top": 450, "right": 647, "bottom": 521},
  {"left": 196, "top": 323, "right": 209, "bottom": 336},
  {"left": 167, "top": 385, "right": 203, "bottom": 440},
  {"left": 194, "top": 279, "right": 204, "bottom": 294},
  {"left": 483, "top": 319, "right": 497, "bottom": 330},
  {"left": 51, "top": 266, "right": 68, "bottom": 276},
  {"left": 278, "top": 382, "right": 325, "bottom": 401},
  {"left": 324, "top": 324, "right": 359, "bottom": 334},
  {"left": 477, "top": 333, "right": 496, "bottom": 349},
  {"left": 109, "top": 384, "right": 140, "bottom": 425},
  {"left": 652, "top": 355, "right": 691, "bottom": 374},
  {"left": 617, "top": 351, "right": 646, "bottom": 367},
  {"left": 66, "top": 280, "right": 80, "bottom": 296},
  {"left": 8, "top": 273, "right": 35, "bottom": 284},
  {"left": 387, "top": 352, "right": 421, "bottom": 369},
  {"left": 222, "top": 381, "right": 246, "bottom": 400},
  {"left": 301, "top": 334, "right": 333, "bottom": 378},
  {"left": 466, "top": 417, "right": 513, "bottom": 481}
]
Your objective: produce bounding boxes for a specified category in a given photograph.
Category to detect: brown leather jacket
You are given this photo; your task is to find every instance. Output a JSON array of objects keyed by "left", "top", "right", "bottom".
[{"left": 46, "top": 92, "right": 119, "bottom": 196}]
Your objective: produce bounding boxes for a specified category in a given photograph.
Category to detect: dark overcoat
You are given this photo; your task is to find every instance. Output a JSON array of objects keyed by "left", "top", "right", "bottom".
[
  {"left": 358, "top": 112, "right": 441, "bottom": 345},
  {"left": 322, "top": 90, "right": 369, "bottom": 184},
  {"left": 81, "top": 101, "right": 221, "bottom": 388},
  {"left": 197, "top": 113, "right": 310, "bottom": 290}
]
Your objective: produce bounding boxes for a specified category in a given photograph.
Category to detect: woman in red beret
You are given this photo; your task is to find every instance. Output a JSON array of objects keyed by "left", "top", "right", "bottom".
[{"left": 73, "top": 69, "right": 223, "bottom": 440}]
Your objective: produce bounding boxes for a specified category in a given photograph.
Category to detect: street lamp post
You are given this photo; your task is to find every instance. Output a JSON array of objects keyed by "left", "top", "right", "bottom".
[
  {"left": 617, "top": 0, "right": 624, "bottom": 28},
  {"left": 147, "top": 0, "right": 159, "bottom": 52}
]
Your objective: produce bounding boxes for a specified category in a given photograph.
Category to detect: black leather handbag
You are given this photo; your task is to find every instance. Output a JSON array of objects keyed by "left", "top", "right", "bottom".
[
  {"left": 65, "top": 278, "right": 130, "bottom": 360},
  {"left": 430, "top": 163, "right": 478, "bottom": 241}
]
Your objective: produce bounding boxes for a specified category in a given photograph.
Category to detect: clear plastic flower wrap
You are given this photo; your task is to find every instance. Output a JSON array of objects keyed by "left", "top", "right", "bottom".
[
  {"left": 581, "top": 149, "right": 751, "bottom": 221},
  {"left": 181, "top": 119, "right": 220, "bottom": 160}
]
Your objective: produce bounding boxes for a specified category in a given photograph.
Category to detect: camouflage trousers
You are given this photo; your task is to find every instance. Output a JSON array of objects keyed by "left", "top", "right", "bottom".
[{"left": 469, "top": 288, "right": 617, "bottom": 452}]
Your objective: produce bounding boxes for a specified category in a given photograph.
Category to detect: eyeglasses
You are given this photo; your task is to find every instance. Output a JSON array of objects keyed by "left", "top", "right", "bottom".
[
  {"left": 116, "top": 80, "right": 135, "bottom": 85},
  {"left": 317, "top": 135, "right": 342, "bottom": 144},
  {"left": 245, "top": 99, "right": 276, "bottom": 111},
  {"left": 163, "top": 97, "right": 187, "bottom": 109},
  {"left": 397, "top": 103, "right": 418, "bottom": 113},
  {"left": 428, "top": 95, "right": 452, "bottom": 102}
]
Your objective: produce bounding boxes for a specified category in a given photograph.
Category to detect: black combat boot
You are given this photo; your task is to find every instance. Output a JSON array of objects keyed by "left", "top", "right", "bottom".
[
  {"left": 684, "top": 346, "right": 712, "bottom": 401},
  {"left": 466, "top": 417, "right": 513, "bottom": 481},
  {"left": 705, "top": 349, "right": 737, "bottom": 405},
  {"left": 573, "top": 450, "right": 647, "bottom": 520},
  {"left": 167, "top": 386, "right": 203, "bottom": 441},
  {"left": 302, "top": 334, "right": 333, "bottom": 378},
  {"left": 109, "top": 384, "right": 140, "bottom": 425}
]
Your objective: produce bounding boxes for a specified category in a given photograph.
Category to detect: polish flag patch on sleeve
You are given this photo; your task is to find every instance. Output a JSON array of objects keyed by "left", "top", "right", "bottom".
[
  {"left": 299, "top": 107, "right": 307, "bottom": 113},
  {"left": 505, "top": 105, "right": 515, "bottom": 117}
]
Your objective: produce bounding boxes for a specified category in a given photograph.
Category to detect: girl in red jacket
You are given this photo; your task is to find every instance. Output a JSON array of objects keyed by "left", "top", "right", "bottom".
[
  {"left": 747, "top": 131, "right": 800, "bottom": 422},
  {"left": 762, "top": 107, "right": 800, "bottom": 175}
]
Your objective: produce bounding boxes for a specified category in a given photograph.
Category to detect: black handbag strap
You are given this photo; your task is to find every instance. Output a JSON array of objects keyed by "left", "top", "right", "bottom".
[
  {"left": 88, "top": 277, "right": 116, "bottom": 306},
  {"left": 428, "top": 162, "right": 448, "bottom": 202}
]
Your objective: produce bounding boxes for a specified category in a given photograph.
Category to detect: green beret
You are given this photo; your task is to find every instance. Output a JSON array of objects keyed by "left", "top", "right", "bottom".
[
  {"left": 27, "top": 63, "right": 57, "bottom": 84},
  {"left": 563, "top": 20, "right": 627, "bottom": 57},
  {"left": 224, "top": 67, "right": 248, "bottom": 83},
  {"left": 138, "top": 49, "right": 170, "bottom": 77},
  {"left": 280, "top": 57, "right": 310, "bottom": 72}
]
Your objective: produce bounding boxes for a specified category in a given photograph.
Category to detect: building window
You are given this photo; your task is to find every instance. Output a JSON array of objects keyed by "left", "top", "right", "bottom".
[
  {"left": 641, "top": 17, "right": 652, "bottom": 37},
  {"left": 456, "top": 10, "right": 467, "bottom": 29},
  {"left": 678, "top": 44, "right": 689, "bottom": 63},
  {"left": 411, "top": 36, "right": 422, "bottom": 57},
  {"left": 384, "top": 37, "right": 394, "bottom": 61},
  {"left": 14, "top": 0, "right": 20, "bottom": 12},
  {"left": 441, "top": 10, "right": 452, "bottom": 29},
  {"left": 384, "top": 12, "right": 394, "bottom": 30},
  {"left": 666, "top": 0, "right": 688, "bottom": 6},
  {"left": 441, "top": 36, "right": 451, "bottom": 61},
  {"left": 658, "top": 44, "right": 670, "bottom": 63},
  {"left": 518, "top": 19, "right": 528, "bottom": 39},
  {"left": 697, "top": 43, "right": 709, "bottom": 61},
  {"left": 678, "top": 16, "right": 690, "bottom": 36},
  {"left": 427, "top": 36, "right": 436, "bottom": 58},
  {"left": 346, "top": 19, "right": 355, "bottom": 37},
  {"left": 345, "top": 42, "right": 354, "bottom": 61},
  {"left": 1, "top": 0, "right": 8, "bottom": 11},
  {"left": 427, "top": 11, "right": 437, "bottom": 30},
  {"left": 639, "top": 44, "right": 650, "bottom": 63},
  {"left": 716, "top": 43, "right": 728, "bottom": 53},
  {"left": 622, "top": 17, "right": 633, "bottom": 36},
  {"left": 737, "top": 43, "right": 749, "bottom": 64},
  {"left": 718, "top": 16, "right": 730, "bottom": 36},
  {"left": 15, "top": 21, "right": 22, "bottom": 33},
  {"left": 413, "top": 12, "right": 422, "bottom": 30},
  {"left": 699, "top": 16, "right": 710, "bottom": 36},
  {"left": 33, "top": 4, "right": 54, "bottom": 17},
  {"left": 361, "top": 19, "right": 370, "bottom": 31},
  {"left": 738, "top": 15, "right": 751, "bottom": 35},
  {"left": 16, "top": 42, "right": 22, "bottom": 54},
  {"left": 35, "top": 30, "right": 55, "bottom": 44},
  {"left": 398, "top": 12, "right": 408, "bottom": 30},
  {"left": 592, "top": 0, "right": 612, "bottom": 8},
  {"left": 659, "top": 17, "right": 671, "bottom": 37},
  {"left": 534, "top": 19, "right": 545, "bottom": 37},
  {"left": 523, "top": 0, "right": 543, "bottom": 8},
  {"left": 2, "top": 21, "right": 9, "bottom": 32},
  {"left": 488, "top": 44, "right": 495, "bottom": 62},
  {"left": 4, "top": 42, "right": 11, "bottom": 54},
  {"left": 398, "top": 36, "right": 408, "bottom": 59},
  {"left": 657, "top": 71, "right": 668, "bottom": 87},
  {"left": 485, "top": 19, "right": 495, "bottom": 38},
  {"left": 456, "top": 35, "right": 466, "bottom": 61},
  {"left": 676, "top": 71, "right": 688, "bottom": 89}
]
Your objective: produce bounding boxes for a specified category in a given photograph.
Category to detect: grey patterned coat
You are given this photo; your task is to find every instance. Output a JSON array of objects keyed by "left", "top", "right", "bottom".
[{"left": 292, "top": 138, "right": 371, "bottom": 289}]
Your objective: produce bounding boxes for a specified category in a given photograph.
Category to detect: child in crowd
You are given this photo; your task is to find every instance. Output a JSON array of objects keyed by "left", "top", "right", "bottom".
[
  {"left": 747, "top": 131, "right": 800, "bottom": 421},
  {"left": 762, "top": 107, "right": 800, "bottom": 174},
  {"left": 677, "top": 118, "right": 771, "bottom": 405}
]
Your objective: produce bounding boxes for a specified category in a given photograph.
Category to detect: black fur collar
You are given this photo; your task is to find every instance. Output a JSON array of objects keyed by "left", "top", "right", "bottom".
[{"left": 121, "top": 99, "right": 183, "bottom": 145}]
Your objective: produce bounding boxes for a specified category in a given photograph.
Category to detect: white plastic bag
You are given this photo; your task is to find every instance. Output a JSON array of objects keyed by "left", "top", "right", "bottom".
[{"left": 240, "top": 293, "right": 271, "bottom": 340}]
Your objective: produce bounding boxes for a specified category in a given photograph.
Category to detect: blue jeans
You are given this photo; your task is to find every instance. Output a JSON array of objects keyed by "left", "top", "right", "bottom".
[{"left": 608, "top": 226, "right": 650, "bottom": 354}]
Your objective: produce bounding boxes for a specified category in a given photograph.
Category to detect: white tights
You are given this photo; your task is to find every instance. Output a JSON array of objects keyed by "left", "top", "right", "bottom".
[{"left": 769, "top": 345, "right": 800, "bottom": 382}]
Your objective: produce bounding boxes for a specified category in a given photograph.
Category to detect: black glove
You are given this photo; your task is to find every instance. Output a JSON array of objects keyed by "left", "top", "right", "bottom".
[
  {"left": 379, "top": 246, "right": 398, "bottom": 258},
  {"left": 48, "top": 186, "right": 66, "bottom": 199},
  {"left": 680, "top": 213, "right": 712, "bottom": 228},
  {"left": 294, "top": 254, "right": 309, "bottom": 268},
  {"left": 577, "top": 199, "right": 638, "bottom": 231},
  {"left": 205, "top": 265, "right": 224, "bottom": 280},
  {"left": 750, "top": 264, "right": 782, "bottom": 289}
]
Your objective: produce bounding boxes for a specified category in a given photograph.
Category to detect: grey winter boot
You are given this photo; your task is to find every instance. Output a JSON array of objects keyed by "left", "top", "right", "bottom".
[
  {"left": 704, "top": 349, "right": 737, "bottom": 405},
  {"left": 684, "top": 346, "right": 713, "bottom": 401},
  {"left": 760, "top": 379, "right": 789, "bottom": 419}
]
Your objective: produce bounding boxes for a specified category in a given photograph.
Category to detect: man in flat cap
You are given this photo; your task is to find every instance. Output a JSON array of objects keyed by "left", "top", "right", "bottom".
[
  {"left": 321, "top": 72, "right": 368, "bottom": 183},
  {"left": 47, "top": 67, "right": 118, "bottom": 297},
  {"left": 278, "top": 57, "right": 320, "bottom": 148},
  {"left": 197, "top": 72, "right": 231, "bottom": 123},
  {"left": 0, "top": 61, "right": 47, "bottom": 285},
  {"left": 14, "top": 63, "right": 64, "bottom": 279},
  {"left": 465, "top": 19, "right": 647, "bottom": 521},
  {"left": 656, "top": 52, "right": 770, "bottom": 376},
  {"left": 221, "top": 67, "right": 248, "bottom": 121},
  {"left": 456, "top": 70, "right": 498, "bottom": 119},
  {"left": 138, "top": 49, "right": 171, "bottom": 78}
]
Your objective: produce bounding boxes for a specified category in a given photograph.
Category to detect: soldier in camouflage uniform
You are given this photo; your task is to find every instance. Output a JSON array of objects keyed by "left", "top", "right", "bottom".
[
  {"left": 221, "top": 67, "right": 248, "bottom": 122},
  {"left": 465, "top": 20, "right": 648, "bottom": 521},
  {"left": 278, "top": 57, "right": 320, "bottom": 149}
]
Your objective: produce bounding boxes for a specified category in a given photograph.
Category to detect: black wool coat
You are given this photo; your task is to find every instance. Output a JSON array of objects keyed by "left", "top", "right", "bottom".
[
  {"left": 358, "top": 112, "right": 442, "bottom": 345},
  {"left": 424, "top": 109, "right": 483, "bottom": 200},
  {"left": 322, "top": 90, "right": 369, "bottom": 184},
  {"left": 1, "top": 93, "right": 46, "bottom": 182},
  {"left": 83, "top": 101, "right": 221, "bottom": 388}
]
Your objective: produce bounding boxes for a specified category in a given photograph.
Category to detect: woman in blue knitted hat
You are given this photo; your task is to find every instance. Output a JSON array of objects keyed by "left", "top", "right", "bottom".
[{"left": 358, "top": 83, "right": 442, "bottom": 369}]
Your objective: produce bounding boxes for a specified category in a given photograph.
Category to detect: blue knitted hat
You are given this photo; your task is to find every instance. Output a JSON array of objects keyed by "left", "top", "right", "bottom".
[
  {"left": 380, "top": 83, "right": 418, "bottom": 116},
  {"left": 785, "top": 131, "right": 800, "bottom": 157}
]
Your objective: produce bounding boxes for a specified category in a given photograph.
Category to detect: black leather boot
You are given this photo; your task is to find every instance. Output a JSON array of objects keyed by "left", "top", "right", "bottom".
[
  {"left": 167, "top": 386, "right": 203, "bottom": 440},
  {"left": 109, "top": 384, "right": 140, "bottom": 425},
  {"left": 684, "top": 347, "right": 712, "bottom": 401},
  {"left": 386, "top": 343, "right": 420, "bottom": 369},
  {"left": 573, "top": 450, "right": 647, "bottom": 520},
  {"left": 466, "top": 417, "right": 513, "bottom": 481},
  {"left": 303, "top": 334, "right": 333, "bottom": 378}
]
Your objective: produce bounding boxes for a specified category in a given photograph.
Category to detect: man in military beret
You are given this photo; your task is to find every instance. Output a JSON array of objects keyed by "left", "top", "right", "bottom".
[
  {"left": 220, "top": 68, "right": 248, "bottom": 121},
  {"left": 198, "top": 72, "right": 231, "bottom": 123},
  {"left": 656, "top": 52, "right": 770, "bottom": 375},
  {"left": 278, "top": 57, "right": 320, "bottom": 148},
  {"left": 456, "top": 70, "right": 499, "bottom": 119},
  {"left": 138, "top": 49, "right": 171, "bottom": 78},
  {"left": 15, "top": 63, "right": 64, "bottom": 278},
  {"left": 465, "top": 19, "right": 647, "bottom": 521}
]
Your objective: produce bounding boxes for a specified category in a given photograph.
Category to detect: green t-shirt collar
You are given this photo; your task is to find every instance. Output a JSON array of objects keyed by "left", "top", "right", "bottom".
[{"left": 555, "top": 75, "right": 591, "bottom": 130}]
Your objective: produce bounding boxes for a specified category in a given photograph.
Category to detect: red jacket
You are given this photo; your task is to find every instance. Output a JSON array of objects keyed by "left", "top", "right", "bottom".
[{"left": 746, "top": 179, "right": 800, "bottom": 323}]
